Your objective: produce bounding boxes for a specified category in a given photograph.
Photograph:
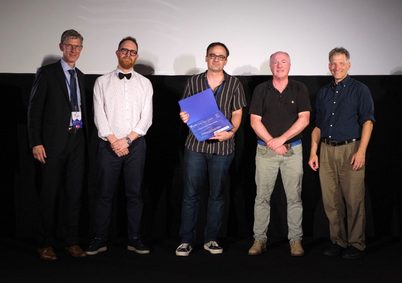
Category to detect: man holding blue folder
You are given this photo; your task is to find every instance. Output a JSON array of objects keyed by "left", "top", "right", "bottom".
[{"left": 176, "top": 42, "right": 246, "bottom": 256}]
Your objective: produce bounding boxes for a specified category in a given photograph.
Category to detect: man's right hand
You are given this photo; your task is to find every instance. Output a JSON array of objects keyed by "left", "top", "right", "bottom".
[
  {"left": 114, "top": 148, "right": 129, "bottom": 157},
  {"left": 272, "top": 145, "right": 288, "bottom": 155},
  {"left": 32, "top": 145, "right": 47, "bottom": 164},
  {"left": 110, "top": 138, "right": 129, "bottom": 157},
  {"left": 308, "top": 154, "right": 319, "bottom": 171},
  {"left": 179, "top": 111, "right": 189, "bottom": 124}
]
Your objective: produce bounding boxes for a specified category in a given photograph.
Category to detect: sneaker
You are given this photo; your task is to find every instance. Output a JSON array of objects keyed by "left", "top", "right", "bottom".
[
  {"left": 86, "top": 238, "right": 107, "bottom": 255},
  {"left": 175, "top": 243, "right": 192, "bottom": 256},
  {"left": 342, "top": 246, "right": 364, "bottom": 260},
  {"left": 323, "top": 243, "right": 343, "bottom": 257},
  {"left": 127, "top": 239, "right": 150, "bottom": 255},
  {"left": 248, "top": 240, "right": 266, "bottom": 255},
  {"left": 203, "top": 241, "right": 223, "bottom": 255},
  {"left": 290, "top": 240, "right": 304, "bottom": 256}
]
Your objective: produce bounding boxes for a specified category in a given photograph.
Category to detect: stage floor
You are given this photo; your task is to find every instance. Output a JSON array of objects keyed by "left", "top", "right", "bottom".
[{"left": 1, "top": 236, "right": 401, "bottom": 282}]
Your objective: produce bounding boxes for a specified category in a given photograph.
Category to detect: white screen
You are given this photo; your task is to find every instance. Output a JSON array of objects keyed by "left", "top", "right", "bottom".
[{"left": 1, "top": 0, "right": 401, "bottom": 75}]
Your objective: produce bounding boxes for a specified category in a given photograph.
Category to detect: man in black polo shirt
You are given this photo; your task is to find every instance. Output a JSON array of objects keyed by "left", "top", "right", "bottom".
[
  {"left": 308, "top": 47, "right": 375, "bottom": 259},
  {"left": 248, "top": 51, "right": 311, "bottom": 256}
]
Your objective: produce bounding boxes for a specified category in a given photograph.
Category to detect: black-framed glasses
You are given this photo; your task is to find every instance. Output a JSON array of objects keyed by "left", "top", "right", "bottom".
[
  {"left": 119, "top": 48, "right": 138, "bottom": 56},
  {"left": 63, "top": 44, "right": 83, "bottom": 51},
  {"left": 207, "top": 53, "right": 226, "bottom": 61}
]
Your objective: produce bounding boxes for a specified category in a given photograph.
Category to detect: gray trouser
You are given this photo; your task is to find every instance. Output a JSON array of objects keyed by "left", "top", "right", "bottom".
[{"left": 253, "top": 144, "right": 304, "bottom": 243}]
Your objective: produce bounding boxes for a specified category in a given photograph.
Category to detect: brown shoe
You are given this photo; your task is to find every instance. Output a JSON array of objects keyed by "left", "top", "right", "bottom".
[
  {"left": 38, "top": 246, "right": 57, "bottom": 261},
  {"left": 248, "top": 240, "right": 266, "bottom": 255},
  {"left": 290, "top": 240, "right": 304, "bottom": 256},
  {"left": 66, "top": 245, "right": 87, "bottom": 258}
]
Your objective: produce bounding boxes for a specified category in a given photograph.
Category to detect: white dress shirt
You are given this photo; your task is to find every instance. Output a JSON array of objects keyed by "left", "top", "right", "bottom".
[{"left": 93, "top": 69, "right": 153, "bottom": 140}]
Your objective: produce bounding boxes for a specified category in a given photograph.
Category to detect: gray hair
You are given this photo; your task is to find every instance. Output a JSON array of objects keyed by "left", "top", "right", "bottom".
[
  {"left": 329, "top": 47, "right": 350, "bottom": 61},
  {"left": 60, "top": 29, "right": 83, "bottom": 44},
  {"left": 269, "top": 51, "right": 291, "bottom": 64}
]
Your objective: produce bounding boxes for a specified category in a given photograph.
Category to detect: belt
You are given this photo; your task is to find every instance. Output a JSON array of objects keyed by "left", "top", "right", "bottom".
[
  {"left": 257, "top": 139, "right": 302, "bottom": 149},
  {"left": 68, "top": 126, "right": 82, "bottom": 134},
  {"left": 321, "top": 137, "right": 360, "bottom": 146}
]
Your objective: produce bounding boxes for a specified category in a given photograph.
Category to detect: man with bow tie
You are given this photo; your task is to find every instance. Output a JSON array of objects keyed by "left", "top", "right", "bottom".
[{"left": 87, "top": 36, "right": 153, "bottom": 255}]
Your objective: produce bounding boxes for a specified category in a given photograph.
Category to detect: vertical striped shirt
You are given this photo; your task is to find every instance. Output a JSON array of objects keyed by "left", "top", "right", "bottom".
[{"left": 183, "top": 71, "right": 246, "bottom": 155}]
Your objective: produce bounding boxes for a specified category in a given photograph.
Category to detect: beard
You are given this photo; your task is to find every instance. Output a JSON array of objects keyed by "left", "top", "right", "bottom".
[{"left": 118, "top": 57, "right": 135, "bottom": 69}]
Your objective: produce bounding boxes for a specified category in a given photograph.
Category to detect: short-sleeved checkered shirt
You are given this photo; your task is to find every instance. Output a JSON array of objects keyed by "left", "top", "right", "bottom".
[{"left": 183, "top": 71, "right": 246, "bottom": 155}]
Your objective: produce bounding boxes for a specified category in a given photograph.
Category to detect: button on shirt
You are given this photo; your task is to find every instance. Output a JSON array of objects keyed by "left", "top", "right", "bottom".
[
  {"left": 315, "top": 76, "right": 375, "bottom": 141},
  {"left": 93, "top": 69, "right": 153, "bottom": 140}
]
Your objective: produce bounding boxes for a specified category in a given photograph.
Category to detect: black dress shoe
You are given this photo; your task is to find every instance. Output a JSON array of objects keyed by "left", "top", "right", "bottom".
[
  {"left": 342, "top": 246, "right": 364, "bottom": 259},
  {"left": 322, "top": 243, "right": 343, "bottom": 257}
]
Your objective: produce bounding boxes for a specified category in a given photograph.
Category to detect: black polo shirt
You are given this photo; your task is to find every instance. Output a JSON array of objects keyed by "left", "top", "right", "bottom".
[{"left": 249, "top": 79, "right": 311, "bottom": 142}]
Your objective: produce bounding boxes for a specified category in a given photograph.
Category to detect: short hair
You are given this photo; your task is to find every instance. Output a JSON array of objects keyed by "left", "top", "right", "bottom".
[
  {"left": 206, "top": 42, "right": 230, "bottom": 57},
  {"left": 60, "top": 29, "right": 83, "bottom": 44},
  {"left": 118, "top": 36, "right": 138, "bottom": 50},
  {"left": 329, "top": 47, "right": 350, "bottom": 61},
  {"left": 269, "top": 51, "right": 291, "bottom": 64}
]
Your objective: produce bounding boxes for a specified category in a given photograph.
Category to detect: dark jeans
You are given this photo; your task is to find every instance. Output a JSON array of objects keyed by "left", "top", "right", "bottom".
[
  {"left": 94, "top": 137, "right": 146, "bottom": 241},
  {"left": 179, "top": 149, "right": 234, "bottom": 243}
]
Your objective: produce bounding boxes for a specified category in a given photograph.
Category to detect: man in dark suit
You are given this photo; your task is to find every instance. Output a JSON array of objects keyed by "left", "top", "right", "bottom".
[{"left": 28, "top": 29, "right": 88, "bottom": 261}]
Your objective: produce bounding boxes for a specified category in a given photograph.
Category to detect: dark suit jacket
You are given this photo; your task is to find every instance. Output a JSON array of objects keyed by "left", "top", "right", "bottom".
[{"left": 28, "top": 60, "right": 88, "bottom": 156}]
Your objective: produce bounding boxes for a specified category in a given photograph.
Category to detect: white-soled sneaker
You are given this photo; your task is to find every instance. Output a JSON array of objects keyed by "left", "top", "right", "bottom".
[
  {"left": 175, "top": 243, "right": 192, "bottom": 256},
  {"left": 86, "top": 238, "right": 107, "bottom": 256},
  {"left": 203, "top": 241, "right": 223, "bottom": 255}
]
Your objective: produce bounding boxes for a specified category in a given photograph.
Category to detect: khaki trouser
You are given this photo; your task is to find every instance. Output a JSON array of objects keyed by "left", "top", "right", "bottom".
[
  {"left": 319, "top": 141, "right": 366, "bottom": 250},
  {"left": 253, "top": 144, "right": 304, "bottom": 243}
]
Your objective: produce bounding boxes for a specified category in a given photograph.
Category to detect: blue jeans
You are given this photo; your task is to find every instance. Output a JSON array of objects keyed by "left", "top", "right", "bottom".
[{"left": 179, "top": 149, "right": 234, "bottom": 243}]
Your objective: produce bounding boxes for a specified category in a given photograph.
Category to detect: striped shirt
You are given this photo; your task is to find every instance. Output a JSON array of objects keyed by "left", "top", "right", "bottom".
[{"left": 183, "top": 71, "right": 246, "bottom": 155}]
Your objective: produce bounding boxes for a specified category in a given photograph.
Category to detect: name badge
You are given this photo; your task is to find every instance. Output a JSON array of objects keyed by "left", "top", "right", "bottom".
[{"left": 72, "top": 111, "right": 83, "bottom": 128}]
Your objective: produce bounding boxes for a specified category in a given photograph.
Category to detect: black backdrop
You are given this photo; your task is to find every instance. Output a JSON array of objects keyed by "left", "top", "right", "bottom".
[{"left": 1, "top": 74, "right": 401, "bottom": 245}]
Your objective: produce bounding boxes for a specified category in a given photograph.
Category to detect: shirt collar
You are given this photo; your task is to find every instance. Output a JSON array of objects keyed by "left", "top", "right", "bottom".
[
  {"left": 332, "top": 75, "right": 351, "bottom": 88},
  {"left": 60, "top": 59, "right": 74, "bottom": 73},
  {"left": 202, "top": 70, "right": 228, "bottom": 83},
  {"left": 115, "top": 68, "right": 134, "bottom": 77}
]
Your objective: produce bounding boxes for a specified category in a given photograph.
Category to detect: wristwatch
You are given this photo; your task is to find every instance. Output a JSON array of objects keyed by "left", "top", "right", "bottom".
[{"left": 126, "top": 136, "right": 132, "bottom": 145}]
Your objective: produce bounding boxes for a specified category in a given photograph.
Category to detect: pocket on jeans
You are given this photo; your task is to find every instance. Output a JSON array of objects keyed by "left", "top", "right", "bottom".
[{"left": 256, "top": 145, "right": 275, "bottom": 158}]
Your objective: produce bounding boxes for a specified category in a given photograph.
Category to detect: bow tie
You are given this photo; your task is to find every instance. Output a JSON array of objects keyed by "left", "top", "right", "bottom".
[{"left": 118, "top": 72, "right": 132, "bottom": 80}]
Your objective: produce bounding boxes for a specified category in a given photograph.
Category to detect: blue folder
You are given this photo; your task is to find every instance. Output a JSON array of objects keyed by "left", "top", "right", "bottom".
[{"left": 179, "top": 88, "right": 233, "bottom": 141}]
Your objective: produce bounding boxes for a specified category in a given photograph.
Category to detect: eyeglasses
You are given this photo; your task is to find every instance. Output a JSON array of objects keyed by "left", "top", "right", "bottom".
[
  {"left": 119, "top": 48, "right": 138, "bottom": 56},
  {"left": 207, "top": 53, "right": 226, "bottom": 61},
  {"left": 63, "top": 44, "right": 83, "bottom": 51}
]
